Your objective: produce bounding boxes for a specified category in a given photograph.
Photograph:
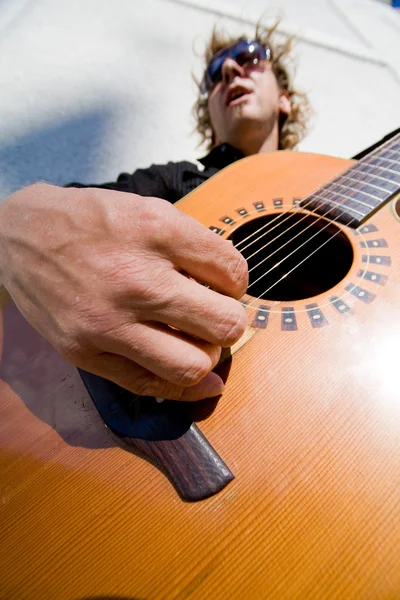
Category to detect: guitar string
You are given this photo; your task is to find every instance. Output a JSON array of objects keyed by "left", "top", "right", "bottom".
[
  {"left": 250, "top": 215, "right": 354, "bottom": 302},
  {"left": 240, "top": 185, "right": 365, "bottom": 281},
  {"left": 240, "top": 195, "right": 338, "bottom": 260},
  {"left": 241, "top": 183, "right": 395, "bottom": 306},
  {"left": 230, "top": 141, "right": 400, "bottom": 282},
  {"left": 241, "top": 160, "right": 393, "bottom": 263},
  {"left": 245, "top": 193, "right": 367, "bottom": 266},
  {"left": 187, "top": 138, "right": 399, "bottom": 321},
  {"left": 246, "top": 136, "right": 399, "bottom": 303},
  {"left": 232, "top": 172, "right": 397, "bottom": 279},
  {"left": 240, "top": 147, "right": 400, "bottom": 255},
  {"left": 236, "top": 151, "right": 400, "bottom": 257},
  {"left": 232, "top": 135, "right": 400, "bottom": 255},
  {"left": 233, "top": 182, "right": 364, "bottom": 270},
  {"left": 233, "top": 187, "right": 348, "bottom": 253},
  {"left": 239, "top": 138, "right": 400, "bottom": 307},
  {"left": 246, "top": 203, "right": 340, "bottom": 279},
  {"left": 235, "top": 136, "right": 400, "bottom": 251},
  {"left": 246, "top": 201, "right": 352, "bottom": 298},
  {"left": 244, "top": 150, "right": 400, "bottom": 299}
]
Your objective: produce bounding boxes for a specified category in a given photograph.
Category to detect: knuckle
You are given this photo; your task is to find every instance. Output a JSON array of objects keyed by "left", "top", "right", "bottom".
[
  {"left": 104, "top": 260, "right": 137, "bottom": 285},
  {"left": 133, "top": 376, "right": 185, "bottom": 401},
  {"left": 75, "top": 310, "right": 118, "bottom": 344},
  {"left": 227, "top": 251, "right": 248, "bottom": 295},
  {"left": 216, "top": 305, "right": 247, "bottom": 346},
  {"left": 140, "top": 271, "right": 174, "bottom": 307},
  {"left": 56, "top": 312, "right": 118, "bottom": 361},
  {"left": 57, "top": 336, "right": 85, "bottom": 363},
  {"left": 119, "top": 265, "right": 174, "bottom": 311},
  {"left": 209, "top": 344, "right": 222, "bottom": 368},
  {"left": 138, "top": 199, "right": 172, "bottom": 239},
  {"left": 131, "top": 372, "right": 160, "bottom": 397},
  {"left": 175, "top": 356, "right": 212, "bottom": 387},
  {"left": 56, "top": 320, "right": 102, "bottom": 362}
]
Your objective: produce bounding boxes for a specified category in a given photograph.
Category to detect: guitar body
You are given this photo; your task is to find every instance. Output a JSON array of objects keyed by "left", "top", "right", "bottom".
[{"left": 1, "top": 151, "right": 400, "bottom": 599}]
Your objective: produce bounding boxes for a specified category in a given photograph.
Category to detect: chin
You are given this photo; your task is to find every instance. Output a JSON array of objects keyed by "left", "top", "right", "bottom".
[{"left": 227, "top": 116, "right": 263, "bottom": 140}]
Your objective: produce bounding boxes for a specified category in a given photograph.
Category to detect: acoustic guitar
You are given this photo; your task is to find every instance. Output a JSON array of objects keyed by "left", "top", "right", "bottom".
[{"left": 1, "top": 130, "right": 400, "bottom": 599}]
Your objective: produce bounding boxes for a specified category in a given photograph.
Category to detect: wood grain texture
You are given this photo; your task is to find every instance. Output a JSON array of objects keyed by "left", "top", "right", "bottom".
[
  {"left": 78, "top": 368, "right": 235, "bottom": 501},
  {"left": 77, "top": 329, "right": 256, "bottom": 501},
  {"left": 1, "top": 151, "right": 400, "bottom": 599}
]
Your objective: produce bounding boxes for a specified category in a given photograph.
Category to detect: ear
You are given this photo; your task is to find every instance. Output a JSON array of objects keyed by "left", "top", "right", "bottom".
[{"left": 278, "top": 90, "right": 291, "bottom": 116}]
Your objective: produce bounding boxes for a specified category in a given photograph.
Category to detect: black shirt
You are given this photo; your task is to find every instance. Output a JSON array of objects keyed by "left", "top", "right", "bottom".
[
  {"left": 66, "top": 128, "right": 400, "bottom": 201},
  {"left": 66, "top": 144, "right": 245, "bottom": 203}
]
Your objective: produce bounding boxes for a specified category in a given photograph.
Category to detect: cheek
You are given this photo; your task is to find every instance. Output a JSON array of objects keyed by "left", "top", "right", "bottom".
[
  {"left": 256, "top": 71, "right": 281, "bottom": 105},
  {"left": 260, "top": 83, "right": 280, "bottom": 113},
  {"left": 208, "top": 97, "right": 223, "bottom": 130},
  {"left": 208, "top": 94, "right": 219, "bottom": 115}
]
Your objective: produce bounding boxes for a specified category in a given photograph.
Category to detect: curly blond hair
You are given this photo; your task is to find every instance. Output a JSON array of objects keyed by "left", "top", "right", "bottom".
[{"left": 193, "top": 21, "right": 311, "bottom": 151}]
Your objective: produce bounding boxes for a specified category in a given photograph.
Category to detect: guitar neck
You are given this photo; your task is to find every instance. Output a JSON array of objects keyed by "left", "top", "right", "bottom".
[{"left": 300, "top": 132, "right": 400, "bottom": 228}]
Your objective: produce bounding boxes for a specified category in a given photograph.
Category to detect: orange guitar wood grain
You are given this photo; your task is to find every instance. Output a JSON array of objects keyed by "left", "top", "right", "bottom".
[{"left": 1, "top": 151, "right": 400, "bottom": 599}]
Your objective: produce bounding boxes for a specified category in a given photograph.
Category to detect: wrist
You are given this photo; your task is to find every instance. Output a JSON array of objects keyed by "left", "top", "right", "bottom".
[{"left": 0, "top": 183, "right": 45, "bottom": 286}]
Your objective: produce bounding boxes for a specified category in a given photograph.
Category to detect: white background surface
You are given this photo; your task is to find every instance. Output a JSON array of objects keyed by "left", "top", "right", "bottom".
[{"left": 0, "top": 0, "right": 399, "bottom": 197}]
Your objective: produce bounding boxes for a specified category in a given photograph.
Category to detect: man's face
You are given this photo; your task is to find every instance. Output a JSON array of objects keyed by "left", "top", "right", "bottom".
[{"left": 207, "top": 53, "right": 290, "bottom": 150}]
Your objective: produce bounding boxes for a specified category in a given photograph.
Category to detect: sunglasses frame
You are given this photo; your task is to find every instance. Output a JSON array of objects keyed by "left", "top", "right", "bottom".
[{"left": 201, "top": 39, "right": 272, "bottom": 94}]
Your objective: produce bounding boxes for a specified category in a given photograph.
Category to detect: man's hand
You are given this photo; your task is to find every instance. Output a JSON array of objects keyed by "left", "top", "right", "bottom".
[{"left": 0, "top": 183, "right": 248, "bottom": 400}]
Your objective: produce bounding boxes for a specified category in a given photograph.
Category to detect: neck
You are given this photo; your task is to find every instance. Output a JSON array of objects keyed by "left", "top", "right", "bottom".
[{"left": 227, "top": 120, "right": 280, "bottom": 157}]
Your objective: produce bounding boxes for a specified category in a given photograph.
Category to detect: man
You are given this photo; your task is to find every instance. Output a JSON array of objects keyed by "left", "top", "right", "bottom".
[{"left": 0, "top": 22, "right": 310, "bottom": 401}]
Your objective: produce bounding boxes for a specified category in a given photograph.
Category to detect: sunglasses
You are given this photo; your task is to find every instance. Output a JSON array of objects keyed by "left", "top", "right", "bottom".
[{"left": 201, "top": 39, "right": 272, "bottom": 94}]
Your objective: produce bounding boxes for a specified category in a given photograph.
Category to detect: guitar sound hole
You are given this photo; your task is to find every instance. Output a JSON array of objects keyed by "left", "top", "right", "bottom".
[
  {"left": 228, "top": 212, "right": 354, "bottom": 301},
  {"left": 395, "top": 198, "right": 400, "bottom": 219}
]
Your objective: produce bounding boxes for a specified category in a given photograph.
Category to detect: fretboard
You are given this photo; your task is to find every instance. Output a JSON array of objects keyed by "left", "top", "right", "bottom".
[{"left": 300, "top": 131, "right": 400, "bottom": 228}]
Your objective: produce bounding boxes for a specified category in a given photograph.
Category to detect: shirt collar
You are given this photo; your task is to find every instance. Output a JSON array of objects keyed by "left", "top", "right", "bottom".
[{"left": 198, "top": 143, "right": 245, "bottom": 170}]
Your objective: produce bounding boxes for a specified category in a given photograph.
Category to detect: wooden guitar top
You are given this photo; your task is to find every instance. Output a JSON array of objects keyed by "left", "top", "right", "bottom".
[{"left": 1, "top": 151, "right": 400, "bottom": 599}]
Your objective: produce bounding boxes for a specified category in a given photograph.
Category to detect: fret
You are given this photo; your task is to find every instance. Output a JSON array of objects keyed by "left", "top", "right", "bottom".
[
  {"left": 301, "top": 193, "right": 329, "bottom": 214},
  {"left": 365, "top": 157, "right": 400, "bottom": 176},
  {"left": 358, "top": 164, "right": 400, "bottom": 186},
  {"left": 331, "top": 181, "right": 383, "bottom": 205},
  {"left": 384, "top": 140, "right": 400, "bottom": 152},
  {"left": 343, "top": 171, "right": 398, "bottom": 193},
  {"left": 372, "top": 155, "right": 400, "bottom": 168},
  {"left": 383, "top": 147, "right": 400, "bottom": 159},
  {"left": 341, "top": 174, "right": 393, "bottom": 195},
  {"left": 366, "top": 141, "right": 400, "bottom": 156},
  {"left": 319, "top": 186, "right": 376, "bottom": 211},
  {"left": 299, "top": 132, "right": 400, "bottom": 228},
  {"left": 359, "top": 162, "right": 400, "bottom": 182},
  {"left": 367, "top": 154, "right": 400, "bottom": 168},
  {"left": 381, "top": 137, "right": 400, "bottom": 151},
  {"left": 307, "top": 193, "right": 365, "bottom": 219},
  {"left": 349, "top": 179, "right": 391, "bottom": 200}
]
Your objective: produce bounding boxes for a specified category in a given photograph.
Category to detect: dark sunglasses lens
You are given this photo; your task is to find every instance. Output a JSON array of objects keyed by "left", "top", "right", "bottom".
[
  {"left": 204, "top": 41, "right": 269, "bottom": 91},
  {"left": 232, "top": 41, "right": 266, "bottom": 65},
  {"left": 205, "top": 48, "right": 229, "bottom": 89},
  {"left": 236, "top": 49, "right": 260, "bottom": 66}
]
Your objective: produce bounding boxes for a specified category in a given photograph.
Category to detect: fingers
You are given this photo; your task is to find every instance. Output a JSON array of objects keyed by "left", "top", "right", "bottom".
[
  {"left": 82, "top": 353, "right": 225, "bottom": 401},
  {"left": 98, "top": 321, "right": 222, "bottom": 388},
  {"left": 0, "top": 186, "right": 248, "bottom": 405},
  {"left": 157, "top": 209, "right": 249, "bottom": 299},
  {"left": 138, "top": 269, "right": 248, "bottom": 347}
]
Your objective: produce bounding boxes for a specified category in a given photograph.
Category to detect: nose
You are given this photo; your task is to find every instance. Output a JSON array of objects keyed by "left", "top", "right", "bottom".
[{"left": 221, "top": 57, "right": 245, "bottom": 86}]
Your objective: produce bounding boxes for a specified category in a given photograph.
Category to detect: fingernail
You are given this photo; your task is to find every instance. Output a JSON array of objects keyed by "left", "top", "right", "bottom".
[{"left": 202, "top": 372, "right": 225, "bottom": 396}]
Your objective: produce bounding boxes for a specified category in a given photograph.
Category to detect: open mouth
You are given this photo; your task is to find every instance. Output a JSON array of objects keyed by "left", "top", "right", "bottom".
[{"left": 226, "top": 89, "right": 250, "bottom": 106}]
